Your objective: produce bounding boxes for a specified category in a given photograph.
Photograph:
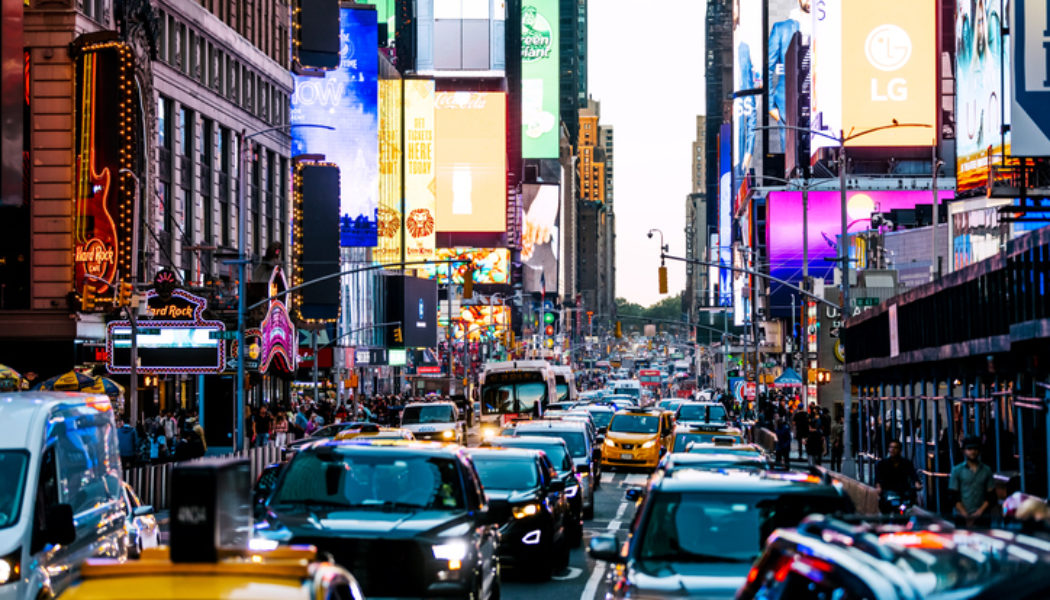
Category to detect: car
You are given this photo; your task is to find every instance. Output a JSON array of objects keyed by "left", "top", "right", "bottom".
[
  {"left": 121, "top": 481, "right": 159, "bottom": 559},
  {"left": 654, "top": 451, "right": 771, "bottom": 475},
  {"left": 588, "top": 469, "right": 855, "bottom": 600},
  {"left": 0, "top": 392, "right": 128, "bottom": 600},
  {"left": 602, "top": 408, "right": 676, "bottom": 470},
  {"left": 334, "top": 426, "right": 415, "bottom": 441},
  {"left": 656, "top": 398, "right": 686, "bottom": 413},
  {"left": 399, "top": 401, "right": 465, "bottom": 443},
  {"left": 546, "top": 401, "right": 580, "bottom": 412},
  {"left": 484, "top": 435, "right": 587, "bottom": 545},
  {"left": 285, "top": 421, "right": 375, "bottom": 452},
  {"left": 465, "top": 447, "right": 571, "bottom": 579},
  {"left": 685, "top": 441, "right": 765, "bottom": 457},
  {"left": 738, "top": 514, "right": 1050, "bottom": 600},
  {"left": 673, "top": 401, "right": 728, "bottom": 426},
  {"left": 512, "top": 420, "right": 600, "bottom": 516},
  {"left": 670, "top": 423, "right": 745, "bottom": 452},
  {"left": 255, "top": 439, "right": 501, "bottom": 599},
  {"left": 602, "top": 394, "right": 639, "bottom": 410},
  {"left": 580, "top": 404, "right": 615, "bottom": 434}
]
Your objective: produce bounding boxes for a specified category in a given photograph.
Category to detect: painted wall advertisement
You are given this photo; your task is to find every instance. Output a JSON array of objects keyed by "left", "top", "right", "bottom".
[
  {"left": 522, "top": 184, "right": 560, "bottom": 293},
  {"left": 1011, "top": 0, "right": 1050, "bottom": 155},
  {"left": 521, "top": 0, "right": 559, "bottom": 158},
  {"left": 291, "top": 7, "right": 379, "bottom": 247},
  {"left": 405, "top": 79, "right": 437, "bottom": 260},
  {"left": 957, "top": 0, "right": 1011, "bottom": 192},
  {"left": 375, "top": 78, "right": 403, "bottom": 266},
  {"left": 435, "top": 91, "right": 507, "bottom": 232},
  {"left": 733, "top": 0, "right": 763, "bottom": 194}
]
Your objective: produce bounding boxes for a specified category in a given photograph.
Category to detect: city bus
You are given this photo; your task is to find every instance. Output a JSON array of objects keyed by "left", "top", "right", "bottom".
[
  {"left": 551, "top": 365, "right": 579, "bottom": 403},
  {"left": 478, "top": 360, "right": 557, "bottom": 438},
  {"left": 638, "top": 369, "right": 663, "bottom": 392}
]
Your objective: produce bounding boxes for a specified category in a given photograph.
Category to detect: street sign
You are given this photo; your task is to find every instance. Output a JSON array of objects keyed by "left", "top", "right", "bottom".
[
  {"left": 209, "top": 330, "right": 240, "bottom": 340},
  {"left": 854, "top": 297, "right": 879, "bottom": 307}
]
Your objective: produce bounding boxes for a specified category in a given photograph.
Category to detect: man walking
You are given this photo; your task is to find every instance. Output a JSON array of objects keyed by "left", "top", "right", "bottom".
[
  {"left": 875, "top": 440, "right": 922, "bottom": 513},
  {"left": 793, "top": 408, "right": 810, "bottom": 460},
  {"left": 949, "top": 436, "right": 995, "bottom": 527},
  {"left": 774, "top": 416, "right": 793, "bottom": 468}
]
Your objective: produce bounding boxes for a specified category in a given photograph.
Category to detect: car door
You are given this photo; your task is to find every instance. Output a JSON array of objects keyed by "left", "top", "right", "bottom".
[
  {"left": 537, "top": 457, "right": 566, "bottom": 543},
  {"left": 461, "top": 456, "right": 498, "bottom": 593},
  {"left": 660, "top": 414, "right": 674, "bottom": 451}
]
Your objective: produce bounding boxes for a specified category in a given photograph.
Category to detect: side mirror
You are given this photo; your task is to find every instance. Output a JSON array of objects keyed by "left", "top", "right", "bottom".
[
  {"left": 45, "top": 503, "right": 76, "bottom": 546},
  {"left": 549, "top": 479, "right": 566, "bottom": 493},
  {"left": 625, "top": 487, "right": 644, "bottom": 502},
  {"left": 588, "top": 534, "right": 624, "bottom": 563},
  {"left": 132, "top": 505, "right": 155, "bottom": 518}
]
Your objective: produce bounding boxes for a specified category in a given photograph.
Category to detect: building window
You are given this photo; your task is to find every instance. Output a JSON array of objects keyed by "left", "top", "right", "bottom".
[
  {"left": 278, "top": 156, "right": 288, "bottom": 250},
  {"left": 251, "top": 151, "right": 261, "bottom": 254},
  {"left": 201, "top": 118, "right": 214, "bottom": 245},
  {"left": 218, "top": 126, "right": 231, "bottom": 248},
  {"left": 158, "top": 96, "right": 173, "bottom": 236},
  {"left": 266, "top": 150, "right": 275, "bottom": 248},
  {"left": 178, "top": 107, "right": 194, "bottom": 247}
]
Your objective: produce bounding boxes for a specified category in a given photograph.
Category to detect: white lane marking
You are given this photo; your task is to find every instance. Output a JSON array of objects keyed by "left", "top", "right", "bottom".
[
  {"left": 552, "top": 566, "right": 583, "bottom": 581},
  {"left": 606, "top": 501, "right": 628, "bottom": 531},
  {"left": 581, "top": 561, "right": 607, "bottom": 600},
  {"left": 600, "top": 471, "right": 618, "bottom": 485},
  {"left": 624, "top": 474, "right": 648, "bottom": 485},
  {"left": 614, "top": 501, "right": 628, "bottom": 521}
]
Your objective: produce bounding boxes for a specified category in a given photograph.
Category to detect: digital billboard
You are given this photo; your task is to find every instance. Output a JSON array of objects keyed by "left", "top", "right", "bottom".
[
  {"left": 732, "top": 0, "right": 763, "bottom": 190},
  {"left": 957, "top": 0, "right": 1010, "bottom": 191},
  {"left": 291, "top": 7, "right": 378, "bottom": 247},
  {"left": 405, "top": 79, "right": 437, "bottom": 260},
  {"left": 521, "top": 0, "right": 560, "bottom": 158},
  {"left": 455, "top": 305, "right": 511, "bottom": 343},
  {"left": 293, "top": 163, "right": 341, "bottom": 323},
  {"left": 718, "top": 123, "right": 732, "bottom": 306},
  {"left": 385, "top": 274, "right": 438, "bottom": 348},
  {"left": 1012, "top": 0, "right": 1050, "bottom": 155},
  {"left": 767, "top": 0, "right": 811, "bottom": 154},
  {"left": 375, "top": 78, "right": 403, "bottom": 266},
  {"left": 522, "top": 184, "right": 559, "bottom": 293},
  {"left": 813, "top": 0, "right": 937, "bottom": 150},
  {"left": 766, "top": 189, "right": 955, "bottom": 281},
  {"left": 435, "top": 92, "right": 507, "bottom": 232},
  {"left": 419, "top": 248, "right": 510, "bottom": 284}
]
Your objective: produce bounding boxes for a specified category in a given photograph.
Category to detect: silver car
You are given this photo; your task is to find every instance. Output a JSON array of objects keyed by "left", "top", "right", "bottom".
[{"left": 121, "top": 481, "right": 159, "bottom": 558}]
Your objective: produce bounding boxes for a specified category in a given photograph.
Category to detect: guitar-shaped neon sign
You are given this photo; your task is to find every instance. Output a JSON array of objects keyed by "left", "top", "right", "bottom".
[{"left": 73, "top": 52, "right": 118, "bottom": 298}]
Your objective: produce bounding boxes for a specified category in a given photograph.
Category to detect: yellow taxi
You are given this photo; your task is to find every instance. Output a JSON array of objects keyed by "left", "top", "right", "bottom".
[
  {"left": 601, "top": 408, "right": 675, "bottom": 469},
  {"left": 334, "top": 425, "right": 416, "bottom": 441},
  {"left": 58, "top": 546, "right": 364, "bottom": 600},
  {"left": 669, "top": 423, "right": 746, "bottom": 453}
]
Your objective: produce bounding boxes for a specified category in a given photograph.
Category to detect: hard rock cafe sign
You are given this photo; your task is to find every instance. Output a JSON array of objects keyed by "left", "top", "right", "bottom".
[{"left": 259, "top": 266, "right": 297, "bottom": 373}]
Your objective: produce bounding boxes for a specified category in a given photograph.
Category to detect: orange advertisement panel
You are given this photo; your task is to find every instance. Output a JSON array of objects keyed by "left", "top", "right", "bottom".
[
  {"left": 435, "top": 92, "right": 507, "bottom": 232},
  {"left": 841, "top": 0, "right": 937, "bottom": 147},
  {"left": 375, "top": 78, "right": 403, "bottom": 266},
  {"left": 405, "top": 79, "right": 436, "bottom": 260}
]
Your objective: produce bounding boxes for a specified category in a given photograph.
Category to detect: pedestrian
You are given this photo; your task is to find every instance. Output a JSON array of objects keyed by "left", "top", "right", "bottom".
[
  {"left": 793, "top": 408, "right": 810, "bottom": 460},
  {"left": 274, "top": 412, "right": 289, "bottom": 447},
  {"left": 116, "top": 419, "right": 139, "bottom": 467},
  {"left": 774, "top": 416, "right": 793, "bottom": 468},
  {"left": 830, "top": 414, "right": 844, "bottom": 472},
  {"left": 949, "top": 436, "right": 995, "bottom": 528},
  {"left": 806, "top": 416, "right": 825, "bottom": 468},
  {"left": 163, "top": 411, "right": 177, "bottom": 442},
  {"left": 256, "top": 405, "right": 273, "bottom": 446}
]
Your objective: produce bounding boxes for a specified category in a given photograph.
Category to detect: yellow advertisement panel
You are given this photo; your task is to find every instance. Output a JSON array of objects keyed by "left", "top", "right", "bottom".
[
  {"left": 435, "top": 92, "right": 507, "bottom": 232},
  {"left": 405, "top": 79, "right": 437, "bottom": 260},
  {"left": 375, "top": 78, "right": 403, "bottom": 266},
  {"left": 841, "top": 0, "right": 937, "bottom": 147}
]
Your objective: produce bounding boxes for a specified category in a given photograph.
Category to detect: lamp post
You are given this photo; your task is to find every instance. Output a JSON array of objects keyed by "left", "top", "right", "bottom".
[
  {"left": 235, "top": 123, "right": 332, "bottom": 452},
  {"left": 118, "top": 168, "right": 140, "bottom": 426}
]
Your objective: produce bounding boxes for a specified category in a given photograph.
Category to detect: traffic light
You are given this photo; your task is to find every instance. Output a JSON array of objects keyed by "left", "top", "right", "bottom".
[
  {"left": 462, "top": 265, "right": 474, "bottom": 299},
  {"left": 117, "top": 281, "right": 133, "bottom": 307},
  {"left": 816, "top": 369, "right": 832, "bottom": 384},
  {"left": 393, "top": 327, "right": 403, "bottom": 344},
  {"left": 658, "top": 265, "right": 668, "bottom": 294},
  {"left": 81, "top": 284, "right": 97, "bottom": 312},
  {"left": 615, "top": 321, "right": 622, "bottom": 338}
]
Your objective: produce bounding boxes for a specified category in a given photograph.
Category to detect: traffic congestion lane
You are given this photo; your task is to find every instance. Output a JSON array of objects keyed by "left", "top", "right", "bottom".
[{"left": 501, "top": 470, "right": 646, "bottom": 600}]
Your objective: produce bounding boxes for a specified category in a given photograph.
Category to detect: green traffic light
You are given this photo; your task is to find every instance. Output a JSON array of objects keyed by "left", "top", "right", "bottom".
[{"left": 544, "top": 312, "right": 555, "bottom": 324}]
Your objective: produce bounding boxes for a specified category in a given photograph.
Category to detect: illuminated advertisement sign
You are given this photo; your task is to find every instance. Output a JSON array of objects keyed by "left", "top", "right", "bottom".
[
  {"left": 419, "top": 248, "right": 510, "bottom": 284},
  {"left": 385, "top": 274, "right": 438, "bottom": 348},
  {"left": 73, "top": 41, "right": 136, "bottom": 303},
  {"left": 767, "top": 0, "right": 811, "bottom": 154},
  {"left": 1012, "top": 0, "right": 1050, "bottom": 154},
  {"left": 813, "top": 0, "right": 936, "bottom": 151},
  {"left": 260, "top": 266, "right": 297, "bottom": 373},
  {"left": 732, "top": 0, "right": 763, "bottom": 190},
  {"left": 957, "top": 0, "right": 1010, "bottom": 191},
  {"left": 766, "top": 189, "right": 955, "bottom": 281},
  {"left": 405, "top": 79, "right": 437, "bottom": 260},
  {"left": 521, "top": 0, "right": 560, "bottom": 158},
  {"left": 291, "top": 7, "right": 378, "bottom": 247},
  {"left": 375, "top": 78, "right": 403, "bottom": 265},
  {"left": 522, "top": 184, "right": 559, "bottom": 293},
  {"left": 435, "top": 92, "right": 507, "bottom": 232},
  {"left": 455, "top": 305, "right": 511, "bottom": 342},
  {"left": 718, "top": 123, "right": 732, "bottom": 306}
]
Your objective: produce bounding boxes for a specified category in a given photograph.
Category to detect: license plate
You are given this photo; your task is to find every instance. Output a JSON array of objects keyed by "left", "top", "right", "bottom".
[{"left": 621, "top": 453, "right": 633, "bottom": 460}]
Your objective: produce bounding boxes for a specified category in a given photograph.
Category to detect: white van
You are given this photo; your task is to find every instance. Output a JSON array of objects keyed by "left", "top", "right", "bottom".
[{"left": 0, "top": 392, "right": 127, "bottom": 600}]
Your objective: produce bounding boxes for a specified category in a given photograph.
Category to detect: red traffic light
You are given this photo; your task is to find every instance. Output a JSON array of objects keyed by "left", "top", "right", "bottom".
[{"left": 545, "top": 325, "right": 554, "bottom": 336}]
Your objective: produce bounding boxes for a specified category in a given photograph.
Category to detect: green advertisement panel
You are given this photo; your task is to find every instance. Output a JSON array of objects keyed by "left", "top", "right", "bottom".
[{"left": 522, "top": 0, "right": 560, "bottom": 159}]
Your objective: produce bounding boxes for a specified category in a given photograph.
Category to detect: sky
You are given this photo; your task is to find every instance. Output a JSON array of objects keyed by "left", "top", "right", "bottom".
[{"left": 589, "top": 0, "right": 706, "bottom": 308}]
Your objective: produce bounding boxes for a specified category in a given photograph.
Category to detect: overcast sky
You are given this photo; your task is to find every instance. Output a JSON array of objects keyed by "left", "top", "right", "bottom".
[{"left": 588, "top": 0, "right": 706, "bottom": 308}]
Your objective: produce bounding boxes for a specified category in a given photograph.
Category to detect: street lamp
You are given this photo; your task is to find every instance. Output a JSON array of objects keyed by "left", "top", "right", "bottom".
[
  {"left": 118, "top": 168, "right": 140, "bottom": 426},
  {"left": 235, "top": 123, "right": 333, "bottom": 452}
]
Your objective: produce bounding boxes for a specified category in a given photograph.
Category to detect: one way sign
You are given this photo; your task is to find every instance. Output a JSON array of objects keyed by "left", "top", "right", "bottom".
[{"left": 1012, "top": 0, "right": 1050, "bottom": 154}]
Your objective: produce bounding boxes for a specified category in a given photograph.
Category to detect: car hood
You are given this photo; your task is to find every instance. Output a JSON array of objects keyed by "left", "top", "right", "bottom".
[
  {"left": 628, "top": 560, "right": 751, "bottom": 599},
  {"left": 401, "top": 422, "right": 456, "bottom": 434},
  {"left": 607, "top": 432, "right": 660, "bottom": 444},
  {"left": 484, "top": 489, "right": 539, "bottom": 504},
  {"left": 267, "top": 506, "right": 470, "bottom": 539}
]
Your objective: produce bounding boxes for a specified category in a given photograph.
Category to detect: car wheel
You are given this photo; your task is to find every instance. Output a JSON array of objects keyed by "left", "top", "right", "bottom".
[
  {"left": 533, "top": 542, "right": 554, "bottom": 582},
  {"left": 557, "top": 535, "right": 571, "bottom": 570}
]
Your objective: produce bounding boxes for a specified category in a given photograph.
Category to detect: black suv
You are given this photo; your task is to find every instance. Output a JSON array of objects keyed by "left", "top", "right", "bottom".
[
  {"left": 465, "top": 447, "right": 571, "bottom": 579},
  {"left": 254, "top": 440, "right": 500, "bottom": 599},
  {"left": 739, "top": 514, "right": 1050, "bottom": 600},
  {"left": 512, "top": 419, "right": 599, "bottom": 517},
  {"left": 588, "top": 469, "right": 853, "bottom": 599}
]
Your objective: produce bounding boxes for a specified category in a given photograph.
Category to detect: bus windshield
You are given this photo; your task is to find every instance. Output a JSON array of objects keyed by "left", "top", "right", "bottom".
[
  {"left": 481, "top": 373, "right": 547, "bottom": 416},
  {"left": 555, "top": 382, "right": 570, "bottom": 402}
]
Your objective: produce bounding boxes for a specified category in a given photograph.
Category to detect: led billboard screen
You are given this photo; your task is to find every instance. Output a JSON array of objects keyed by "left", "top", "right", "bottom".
[
  {"left": 291, "top": 7, "right": 378, "bottom": 247},
  {"left": 522, "top": 184, "right": 559, "bottom": 293},
  {"left": 1012, "top": 0, "right": 1050, "bottom": 155},
  {"left": 385, "top": 274, "right": 438, "bottom": 348},
  {"left": 376, "top": 78, "right": 403, "bottom": 265},
  {"left": 766, "top": 189, "right": 955, "bottom": 281},
  {"left": 767, "top": 0, "right": 811, "bottom": 154},
  {"left": 435, "top": 92, "right": 507, "bottom": 232},
  {"left": 108, "top": 325, "right": 225, "bottom": 374},
  {"left": 405, "top": 79, "right": 437, "bottom": 260},
  {"left": 456, "top": 305, "right": 511, "bottom": 342},
  {"left": 419, "top": 247, "right": 510, "bottom": 284},
  {"left": 521, "top": 0, "right": 560, "bottom": 158},
  {"left": 294, "top": 163, "right": 341, "bottom": 322},
  {"left": 718, "top": 123, "right": 732, "bottom": 307},
  {"left": 732, "top": 0, "right": 763, "bottom": 190}
]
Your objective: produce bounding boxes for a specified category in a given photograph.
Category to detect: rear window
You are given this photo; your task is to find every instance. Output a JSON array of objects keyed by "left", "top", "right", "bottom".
[
  {"left": 495, "top": 441, "right": 573, "bottom": 472},
  {"left": 471, "top": 457, "right": 539, "bottom": 490},
  {"left": 517, "top": 429, "right": 587, "bottom": 457}
]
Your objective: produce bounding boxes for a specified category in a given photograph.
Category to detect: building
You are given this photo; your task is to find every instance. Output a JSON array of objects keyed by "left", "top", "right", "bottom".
[
  {"left": 684, "top": 116, "right": 707, "bottom": 320},
  {"left": 598, "top": 124, "right": 616, "bottom": 324},
  {"left": 559, "top": 0, "right": 586, "bottom": 147}
]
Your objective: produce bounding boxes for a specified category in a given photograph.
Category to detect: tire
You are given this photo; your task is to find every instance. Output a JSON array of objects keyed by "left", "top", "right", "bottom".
[{"left": 557, "top": 536, "right": 571, "bottom": 570}]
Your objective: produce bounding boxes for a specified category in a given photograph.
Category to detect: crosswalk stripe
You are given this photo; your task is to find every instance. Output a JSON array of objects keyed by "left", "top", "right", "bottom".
[{"left": 624, "top": 473, "right": 648, "bottom": 485}]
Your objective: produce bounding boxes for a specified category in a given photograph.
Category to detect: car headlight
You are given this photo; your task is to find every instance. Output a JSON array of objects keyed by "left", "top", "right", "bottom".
[
  {"left": 0, "top": 549, "right": 20, "bottom": 586},
  {"left": 442, "top": 429, "right": 455, "bottom": 440},
  {"left": 481, "top": 425, "right": 498, "bottom": 439},
  {"left": 512, "top": 503, "right": 541, "bottom": 519},
  {"left": 432, "top": 540, "right": 469, "bottom": 561},
  {"left": 565, "top": 484, "right": 580, "bottom": 498},
  {"left": 604, "top": 438, "right": 615, "bottom": 447},
  {"left": 641, "top": 440, "right": 657, "bottom": 449}
]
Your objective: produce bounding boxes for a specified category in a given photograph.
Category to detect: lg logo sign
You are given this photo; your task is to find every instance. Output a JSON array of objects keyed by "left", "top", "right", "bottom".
[{"left": 865, "top": 24, "right": 912, "bottom": 102}]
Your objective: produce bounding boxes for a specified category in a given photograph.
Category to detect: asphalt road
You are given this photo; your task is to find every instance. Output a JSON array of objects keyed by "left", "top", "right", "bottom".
[{"left": 501, "top": 469, "right": 647, "bottom": 600}]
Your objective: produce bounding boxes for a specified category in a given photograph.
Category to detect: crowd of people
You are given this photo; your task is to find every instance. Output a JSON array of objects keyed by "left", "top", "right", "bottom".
[{"left": 116, "top": 410, "right": 207, "bottom": 467}]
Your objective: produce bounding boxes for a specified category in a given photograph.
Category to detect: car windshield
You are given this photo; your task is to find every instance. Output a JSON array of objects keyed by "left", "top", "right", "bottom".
[
  {"left": 586, "top": 410, "right": 614, "bottom": 429},
  {"left": 517, "top": 429, "right": 587, "bottom": 458},
  {"left": 609, "top": 414, "right": 660, "bottom": 434},
  {"left": 313, "top": 423, "right": 356, "bottom": 438},
  {"left": 497, "top": 441, "right": 573, "bottom": 472},
  {"left": 401, "top": 405, "right": 455, "bottom": 424},
  {"left": 658, "top": 400, "right": 683, "bottom": 411},
  {"left": 273, "top": 450, "right": 465, "bottom": 510},
  {"left": 481, "top": 381, "right": 547, "bottom": 416},
  {"left": 0, "top": 451, "right": 29, "bottom": 529},
  {"left": 636, "top": 491, "right": 849, "bottom": 563},
  {"left": 677, "top": 404, "right": 727, "bottom": 423},
  {"left": 471, "top": 457, "right": 539, "bottom": 490}
]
